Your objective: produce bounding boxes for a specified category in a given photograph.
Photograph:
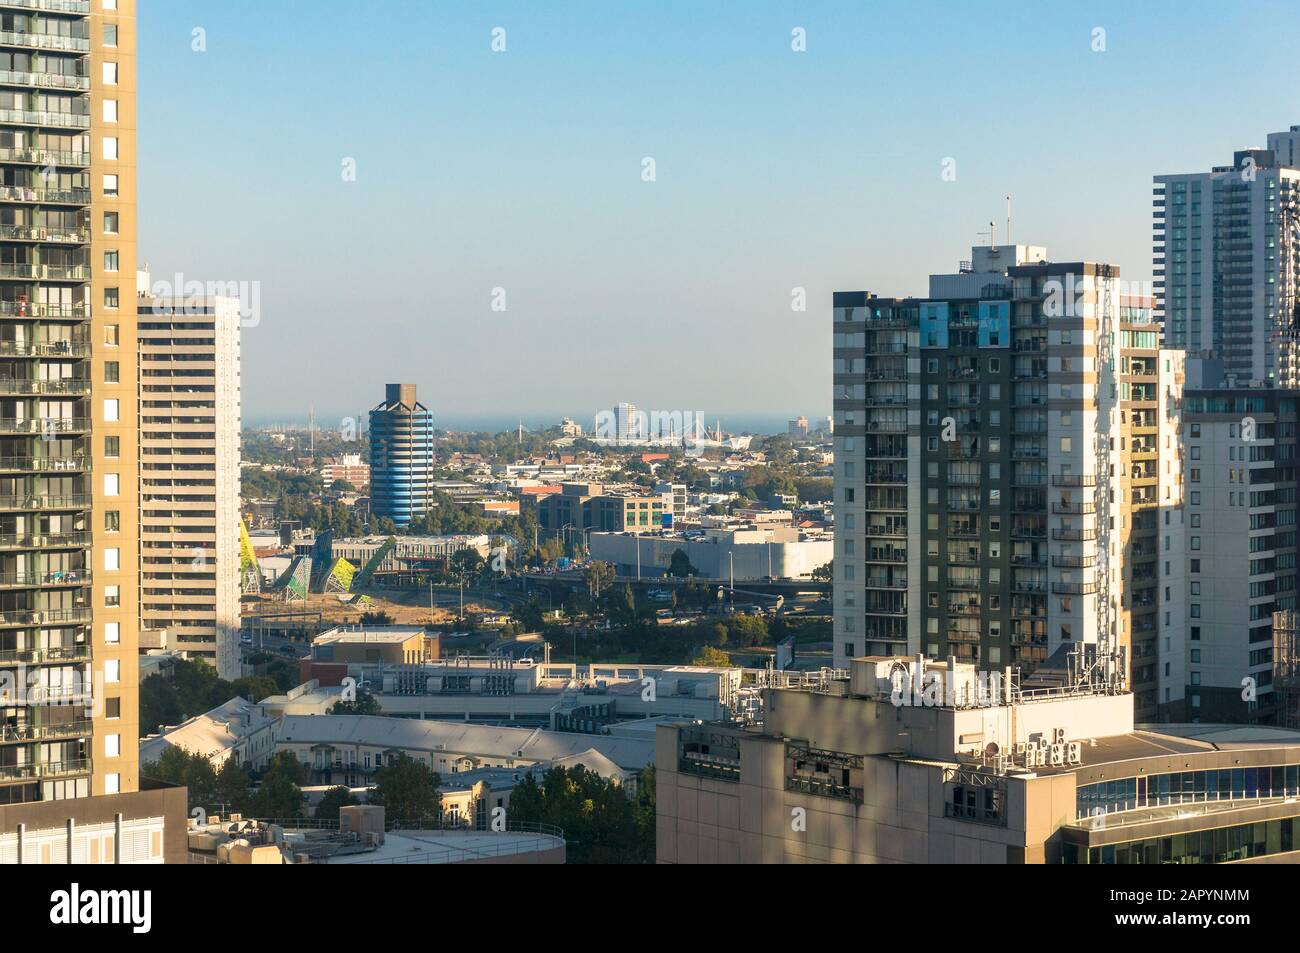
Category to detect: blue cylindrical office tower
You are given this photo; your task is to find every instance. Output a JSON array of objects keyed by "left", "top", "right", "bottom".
[{"left": 368, "top": 383, "right": 435, "bottom": 526}]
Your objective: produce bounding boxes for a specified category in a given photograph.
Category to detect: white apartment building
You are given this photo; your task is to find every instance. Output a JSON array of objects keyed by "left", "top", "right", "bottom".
[{"left": 136, "top": 276, "right": 241, "bottom": 678}]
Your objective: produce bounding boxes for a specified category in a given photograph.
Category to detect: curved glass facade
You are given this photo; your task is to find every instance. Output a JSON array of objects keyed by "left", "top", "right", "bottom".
[{"left": 368, "top": 384, "right": 434, "bottom": 526}]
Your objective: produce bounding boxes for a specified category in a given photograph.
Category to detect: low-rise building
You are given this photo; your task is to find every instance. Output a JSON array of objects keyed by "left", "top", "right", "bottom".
[
  {"left": 589, "top": 524, "right": 832, "bottom": 581},
  {"left": 139, "top": 697, "right": 279, "bottom": 771},
  {"left": 311, "top": 625, "right": 440, "bottom": 666},
  {"left": 657, "top": 648, "right": 1300, "bottom": 864}
]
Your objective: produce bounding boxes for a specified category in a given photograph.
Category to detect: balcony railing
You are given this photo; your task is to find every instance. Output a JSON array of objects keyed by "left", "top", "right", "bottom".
[
  {"left": 0, "top": 758, "right": 91, "bottom": 782},
  {"left": 0, "top": 302, "right": 88, "bottom": 319},
  {"left": 0, "top": 606, "right": 90, "bottom": 626},
  {"left": 0, "top": 530, "right": 92, "bottom": 549},
  {"left": 0, "top": 379, "right": 89, "bottom": 395},
  {"left": 0, "top": 224, "right": 87, "bottom": 244},
  {"left": 0, "top": 455, "right": 90, "bottom": 472},
  {"left": 0, "top": 417, "right": 89, "bottom": 434},
  {"left": 0, "top": 185, "right": 90, "bottom": 204},
  {"left": 0, "top": 494, "right": 90, "bottom": 511},
  {"left": 0, "top": 719, "right": 91, "bottom": 744},
  {"left": 0, "top": 569, "right": 89, "bottom": 588},
  {"left": 0, "top": 31, "right": 90, "bottom": 53},
  {"left": 0, "top": 107, "right": 89, "bottom": 129},
  {"left": 0, "top": 146, "right": 88, "bottom": 166},
  {"left": 0, "top": 340, "right": 88, "bottom": 358},
  {"left": 0, "top": 0, "right": 91, "bottom": 13},
  {"left": 0, "top": 68, "right": 89, "bottom": 91},
  {"left": 0, "top": 263, "right": 88, "bottom": 280},
  {"left": 0, "top": 643, "right": 89, "bottom": 664}
]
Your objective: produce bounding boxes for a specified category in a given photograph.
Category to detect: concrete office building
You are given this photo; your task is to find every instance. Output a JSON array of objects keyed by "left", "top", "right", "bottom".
[
  {"left": 656, "top": 649, "right": 1300, "bottom": 864},
  {"left": 832, "top": 246, "right": 1185, "bottom": 698},
  {"left": 368, "top": 383, "right": 434, "bottom": 527},
  {"left": 0, "top": 0, "right": 141, "bottom": 806},
  {"left": 136, "top": 277, "right": 241, "bottom": 679},
  {"left": 1154, "top": 125, "right": 1300, "bottom": 387},
  {"left": 588, "top": 524, "right": 832, "bottom": 581},
  {"left": 1174, "top": 387, "right": 1299, "bottom": 724}
]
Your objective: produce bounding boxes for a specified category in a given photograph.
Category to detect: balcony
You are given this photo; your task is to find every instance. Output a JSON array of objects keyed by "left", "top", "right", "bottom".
[
  {"left": 1052, "top": 528, "right": 1097, "bottom": 541},
  {"left": 1052, "top": 581, "right": 1099, "bottom": 595},
  {"left": 0, "top": 263, "right": 88, "bottom": 281},
  {"left": 0, "top": 643, "right": 88, "bottom": 663},
  {"left": 0, "top": 107, "right": 89, "bottom": 129},
  {"left": 0, "top": 530, "right": 91, "bottom": 549},
  {"left": 0, "top": 68, "right": 89, "bottom": 91},
  {"left": 0, "top": 31, "right": 90, "bottom": 53},
  {"left": 0, "top": 302, "right": 88, "bottom": 319},
  {"left": 0, "top": 569, "right": 89, "bottom": 588},
  {"left": 0, "top": 719, "right": 91, "bottom": 744},
  {"left": 0, "top": 185, "right": 90, "bottom": 205},
  {"left": 0, "top": 145, "right": 88, "bottom": 167},
  {"left": 1051, "top": 474, "right": 1097, "bottom": 487},
  {"left": 0, "top": 379, "right": 89, "bottom": 396},
  {"left": 1052, "top": 555, "right": 1096, "bottom": 569},
  {"left": 0, "top": 0, "right": 91, "bottom": 12},
  {"left": 1051, "top": 501, "right": 1096, "bottom": 515},
  {"left": 0, "top": 758, "right": 91, "bottom": 782},
  {"left": 0, "top": 493, "right": 90, "bottom": 511},
  {"left": 0, "top": 417, "right": 89, "bottom": 434},
  {"left": 0, "top": 606, "right": 91, "bottom": 626},
  {"left": 0, "top": 224, "right": 87, "bottom": 245},
  {"left": 0, "top": 455, "right": 90, "bottom": 472}
]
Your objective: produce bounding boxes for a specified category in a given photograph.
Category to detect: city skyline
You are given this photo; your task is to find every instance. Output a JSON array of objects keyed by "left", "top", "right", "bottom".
[{"left": 134, "top": 0, "right": 1300, "bottom": 423}]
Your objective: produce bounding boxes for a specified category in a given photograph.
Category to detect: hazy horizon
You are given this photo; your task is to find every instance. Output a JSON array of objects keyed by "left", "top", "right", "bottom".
[{"left": 137, "top": 0, "right": 1300, "bottom": 421}]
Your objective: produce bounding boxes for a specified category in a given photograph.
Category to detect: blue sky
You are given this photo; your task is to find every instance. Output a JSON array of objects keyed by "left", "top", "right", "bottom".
[{"left": 138, "top": 0, "right": 1300, "bottom": 430}]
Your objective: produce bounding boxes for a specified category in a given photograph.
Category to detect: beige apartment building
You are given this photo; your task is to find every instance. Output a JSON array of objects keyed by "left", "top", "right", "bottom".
[
  {"left": 0, "top": 0, "right": 189, "bottom": 862},
  {"left": 136, "top": 275, "right": 240, "bottom": 678}
]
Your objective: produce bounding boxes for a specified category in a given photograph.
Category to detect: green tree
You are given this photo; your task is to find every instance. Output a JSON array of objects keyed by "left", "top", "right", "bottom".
[
  {"left": 315, "top": 785, "right": 360, "bottom": 822},
  {"left": 506, "top": 765, "right": 649, "bottom": 864},
  {"left": 812, "top": 560, "right": 833, "bottom": 583},
  {"left": 668, "top": 549, "right": 698, "bottom": 578},
  {"left": 250, "top": 752, "right": 305, "bottom": 819},
  {"left": 371, "top": 753, "right": 442, "bottom": 825},
  {"left": 329, "top": 689, "right": 382, "bottom": 716},
  {"left": 691, "top": 645, "right": 731, "bottom": 667}
]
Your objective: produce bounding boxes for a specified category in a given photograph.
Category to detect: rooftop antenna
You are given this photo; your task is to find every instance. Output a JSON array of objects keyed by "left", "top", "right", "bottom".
[
  {"left": 989, "top": 219, "right": 996, "bottom": 247},
  {"left": 1006, "top": 194, "right": 1013, "bottom": 246}
]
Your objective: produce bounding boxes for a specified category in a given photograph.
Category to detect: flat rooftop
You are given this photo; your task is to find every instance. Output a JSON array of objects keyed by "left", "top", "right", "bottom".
[
  {"left": 294, "top": 828, "right": 564, "bottom": 865},
  {"left": 315, "top": 625, "right": 426, "bottom": 645}
]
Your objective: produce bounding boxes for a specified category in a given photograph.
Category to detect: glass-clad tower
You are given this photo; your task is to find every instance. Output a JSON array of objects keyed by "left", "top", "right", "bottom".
[{"left": 368, "top": 383, "right": 434, "bottom": 527}]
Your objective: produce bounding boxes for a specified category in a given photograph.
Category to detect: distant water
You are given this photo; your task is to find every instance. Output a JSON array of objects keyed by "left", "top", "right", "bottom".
[{"left": 244, "top": 411, "right": 828, "bottom": 437}]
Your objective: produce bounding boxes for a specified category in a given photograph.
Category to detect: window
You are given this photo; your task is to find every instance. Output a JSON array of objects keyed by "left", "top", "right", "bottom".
[
  {"left": 103, "top": 24, "right": 118, "bottom": 47},
  {"left": 104, "top": 325, "right": 119, "bottom": 346},
  {"left": 104, "top": 435, "right": 119, "bottom": 457},
  {"left": 104, "top": 734, "right": 120, "bottom": 758},
  {"left": 104, "top": 622, "right": 120, "bottom": 644},
  {"left": 103, "top": 473, "right": 119, "bottom": 496},
  {"left": 105, "top": 697, "right": 121, "bottom": 719},
  {"left": 104, "top": 250, "right": 119, "bottom": 271},
  {"left": 104, "top": 547, "right": 120, "bottom": 571},
  {"left": 103, "top": 99, "right": 117, "bottom": 123},
  {"left": 104, "top": 0, "right": 118, "bottom": 9},
  {"left": 103, "top": 212, "right": 118, "bottom": 234},
  {"left": 104, "top": 361, "right": 119, "bottom": 382},
  {"left": 102, "top": 62, "right": 118, "bottom": 85},
  {"left": 103, "top": 398, "right": 119, "bottom": 421},
  {"left": 103, "top": 137, "right": 118, "bottom": 161},
  {"left": 103, "top": 175, "right": 118, "bottom": 198},
  {"left": 105, "top": 585, "right": 120, "bottom": 607},
  {"left": 103, "top": 288, "right": 119, "bottom": 309},
  {"left": 105, "top": 773, "right": 120, "bottom": 794},
  {"left": 104, "top": 511, "right": 120, "bottom": 532},
  {"left": 104, "top": 659, "right": 120, "bottom": 683}
]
